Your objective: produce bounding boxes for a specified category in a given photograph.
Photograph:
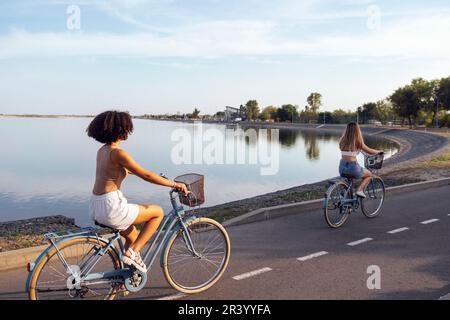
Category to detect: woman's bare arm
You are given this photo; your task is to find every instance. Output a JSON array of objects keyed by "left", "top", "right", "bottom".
[
  {"left": 362, "top": 143, "right": 383, "bottom": 155},
  {"left": 112, "top": 149, "right": 188, "bottom": 194}
]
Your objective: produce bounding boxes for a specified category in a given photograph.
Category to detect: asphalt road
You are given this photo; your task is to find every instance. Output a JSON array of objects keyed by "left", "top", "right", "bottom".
[{"left": 0, "top": 184, "right": 449, "bottom": 300}]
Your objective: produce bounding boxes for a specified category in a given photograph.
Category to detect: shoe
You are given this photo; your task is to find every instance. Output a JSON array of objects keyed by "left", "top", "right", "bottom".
[
  {"left": 121, "top": 248, "right": 147, "bottom": 273},
  {"left": 356, "top": 191, "right": 366, "bottom": 198}
]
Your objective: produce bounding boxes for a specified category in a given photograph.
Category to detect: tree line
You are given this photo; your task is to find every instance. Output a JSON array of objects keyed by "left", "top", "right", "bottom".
[
  {"left": 146, "top": 76, "right": 450, "bottom": 128},
  {"left": 229, "top": 77, "right": 450, "bottom": 127}
]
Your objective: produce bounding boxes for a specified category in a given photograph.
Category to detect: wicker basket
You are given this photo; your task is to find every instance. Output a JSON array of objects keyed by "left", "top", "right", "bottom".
[
  {"left": 174, "top": 173, "right": 205, "bottom": 207},
  {"left": 365, "top": 153, "right": 384, "bottom": 170}
]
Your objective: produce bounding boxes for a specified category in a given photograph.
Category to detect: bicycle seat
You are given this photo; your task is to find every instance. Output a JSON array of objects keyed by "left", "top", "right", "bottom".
[
  {"left": 94, "top": 221, "right": 120, "bottom": 233},
  {"left": 340, "top": 174, "right": 355, "bottom": 180}
]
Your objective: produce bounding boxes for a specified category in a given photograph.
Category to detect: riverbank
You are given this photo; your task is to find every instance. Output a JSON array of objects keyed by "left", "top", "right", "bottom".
[{"left": 0, "top": 124, "right": 448, "bottom": 251}]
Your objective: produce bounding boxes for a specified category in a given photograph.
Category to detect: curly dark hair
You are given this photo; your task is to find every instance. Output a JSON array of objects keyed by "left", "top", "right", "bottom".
[{"left": 87, "top": 111, "right": 134, "bottom": 144}]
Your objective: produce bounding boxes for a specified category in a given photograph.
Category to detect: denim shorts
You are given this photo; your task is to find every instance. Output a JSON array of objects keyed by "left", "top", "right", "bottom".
[{"left": 339, "top": 160, "right": 364, "bottom": 179}]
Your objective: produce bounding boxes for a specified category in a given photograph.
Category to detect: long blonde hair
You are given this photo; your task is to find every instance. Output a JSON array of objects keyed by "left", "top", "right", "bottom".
[{"left": 339, "top": 122, "right": 364, "bottom": 151}]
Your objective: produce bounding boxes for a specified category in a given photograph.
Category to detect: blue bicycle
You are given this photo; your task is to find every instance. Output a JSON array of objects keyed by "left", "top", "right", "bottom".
[
  {"left": 323, "top": 153, "right": 386, "bottom": 228},
  {"left": 26, "top": 174, "right": 231, "bottom": 300}
]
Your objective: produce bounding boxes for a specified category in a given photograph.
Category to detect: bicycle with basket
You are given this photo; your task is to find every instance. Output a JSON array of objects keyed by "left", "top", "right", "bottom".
[
  {"left": 26, "top": 173, "right": 231, "bottom": 300},
  {"left": 323, "top": 153, "right": 386, "bottom": 228}
]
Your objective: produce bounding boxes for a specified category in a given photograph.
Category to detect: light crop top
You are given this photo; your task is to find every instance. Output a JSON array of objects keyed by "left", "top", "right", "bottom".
[{"left": 341, "top": 150, "right": 360, "bottom": 157}]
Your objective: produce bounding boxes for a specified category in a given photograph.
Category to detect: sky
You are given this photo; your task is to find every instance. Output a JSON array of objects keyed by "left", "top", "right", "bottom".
[{"left": 0, "top": 0, "right": 450, "bottom": 115}]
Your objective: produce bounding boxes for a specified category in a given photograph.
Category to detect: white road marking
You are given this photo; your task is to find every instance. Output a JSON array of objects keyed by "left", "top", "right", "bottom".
[
  {"left": 297, "top": 251, "right": 329, "bottom": 262},
  {"left": 157, "top": 293, "right": 187, "bottom": 300},
  {"left": 347, "top": 238, "right": 373, "bottom": 246},
  {"left": 387, "top": 227, "right": 409, "bottom": 234},
  {"left": 420, "top": 219, "right": 439, "bottom": 225},
  {"left": 439, "top": 293, "right": 450, "bottom": 300},
  {"left": 233, "top": 267, "right": 273, "bottom": 281}
]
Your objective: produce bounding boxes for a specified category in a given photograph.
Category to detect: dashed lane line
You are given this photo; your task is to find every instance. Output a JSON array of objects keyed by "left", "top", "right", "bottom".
[
  {"left": 233, "top": 267, "right": 273, "bottom": 281},
  {"left": 420, "top": 219, "right": 439, "bottom": 225},
  {"left": 439, "top": 293, "right": 450, "bottom": 300},
  {"left": 297, "top": 251, "right": 329, "bottom": 262},
  {"left": 347, "top": 238, "right": 373, "bottom": 247},
  {"left": 387, "top": 227, "right": 409, "bottom": 234}
]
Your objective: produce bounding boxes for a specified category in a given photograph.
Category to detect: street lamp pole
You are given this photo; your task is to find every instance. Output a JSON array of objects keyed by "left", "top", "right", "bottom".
[{"left": 435, "top": 96, "right": 440, "bottom": 128}]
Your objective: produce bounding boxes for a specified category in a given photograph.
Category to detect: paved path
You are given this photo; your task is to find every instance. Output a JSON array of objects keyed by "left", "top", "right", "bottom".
[{"left": 0, "top": 184, "right": 449, "bottom": 300}]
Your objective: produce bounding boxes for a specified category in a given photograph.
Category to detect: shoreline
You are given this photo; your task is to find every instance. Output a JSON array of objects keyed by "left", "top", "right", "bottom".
[{"left": 1, "top": 121, "right": 449, "bottom": 251}]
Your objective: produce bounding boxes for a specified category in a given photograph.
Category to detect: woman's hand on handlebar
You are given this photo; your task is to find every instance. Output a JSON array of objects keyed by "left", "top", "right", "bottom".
[{"left": 173, "top": 182, "right": 189, "bottom": 195}]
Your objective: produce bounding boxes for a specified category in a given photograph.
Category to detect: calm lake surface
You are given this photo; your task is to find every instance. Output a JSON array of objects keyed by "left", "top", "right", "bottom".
[{"left": 0, "top": 118, "right": 398, "bottom": 226}]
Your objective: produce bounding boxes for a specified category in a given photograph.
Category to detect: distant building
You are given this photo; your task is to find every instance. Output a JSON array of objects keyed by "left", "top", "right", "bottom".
[{"left": 225, "top": 106, "right": 245, "bottom": 121}]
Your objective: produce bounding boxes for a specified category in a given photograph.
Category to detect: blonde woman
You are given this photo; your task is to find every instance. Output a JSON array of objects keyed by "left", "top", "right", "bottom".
[{"left": 339, "top": 123, "right": 383, "bottom": 198}]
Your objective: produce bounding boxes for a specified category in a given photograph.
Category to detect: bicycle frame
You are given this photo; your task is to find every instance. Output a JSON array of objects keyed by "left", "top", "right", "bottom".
[
  {"left": 339, "top": 179, "right": 359, "bottom": 208},
  {"left": 339, "top": 173, "right": 381, "bottom": 209},
  {"left": 27, "top": 189, "right": 199, "bottom": 289}
]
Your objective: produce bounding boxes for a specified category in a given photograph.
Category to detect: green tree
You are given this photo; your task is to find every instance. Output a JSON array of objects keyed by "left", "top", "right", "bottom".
[
  {"left": 435, "top": 76, "right": 450, "bottom": 126},
  {"left": 373, "top": 100, "right": 395, "bottom": 124},
  {"left": 389, "top": 78, "right": 435, "bottom": 127},
  {"left": 359, "top": 102, "right": 377, "bottom": 123},
  {"left": 215, "top": 111, "right": 225, "bottom": 120},
  {"left": 260, "top": 106, "right": 277, "bottom": 121},
  {"left": 192, "top": 108, "right": 200, "bottom": 119},
  {"left": 245, "top": 100, "right": 260, "bottom": 121},
  {"left": 331, "top": 109, "right": 356, "bottom": 124},
  {"left": 307, "top": 92, "right": 322, "bottom": 113},
  {"left": 437, "top": 77, "right": 450, "bottom": 110},
  {"left": 390, "top": 85, "right": 418, "bottom": 127},
  {"left": 277, "top": 104, "right": 298, "bottom": 122}
]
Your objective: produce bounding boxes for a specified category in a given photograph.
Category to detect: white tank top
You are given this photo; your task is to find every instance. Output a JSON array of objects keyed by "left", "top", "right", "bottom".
[{"left": 341, "top": 150, "right": 360, "bottom": 157}]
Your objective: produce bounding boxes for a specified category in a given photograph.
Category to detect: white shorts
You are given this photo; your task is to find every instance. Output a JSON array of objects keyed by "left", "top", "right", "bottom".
[{"left": 89, "top": 190, "right": 140, "bottom": 231}]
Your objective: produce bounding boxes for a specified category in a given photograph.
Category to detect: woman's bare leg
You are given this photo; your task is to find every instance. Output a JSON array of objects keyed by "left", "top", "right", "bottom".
[
  {"left": 357, "top": 169, "right": 373, "bottom": 193},
  {"left": 129, "top": 205, "right": 164, "bottom": 253},
  {"left": 120, "top": 226, "right": 138, "bottom": 251}
]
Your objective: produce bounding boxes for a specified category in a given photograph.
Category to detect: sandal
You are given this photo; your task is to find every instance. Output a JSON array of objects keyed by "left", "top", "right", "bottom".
[
  {"left": 119, "top": 284, "right": 129, "bottom": 297},
  {"left": 121, "top": 248, "right": 147, "bottom": 273}
]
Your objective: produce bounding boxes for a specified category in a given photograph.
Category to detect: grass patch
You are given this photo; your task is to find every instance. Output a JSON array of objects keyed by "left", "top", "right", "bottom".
[{"left": 428, "top": 152, "right": 450, "bottom": 163}]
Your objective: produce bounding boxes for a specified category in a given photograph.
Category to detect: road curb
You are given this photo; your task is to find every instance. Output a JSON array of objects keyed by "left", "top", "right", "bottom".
[
  {"left": 223, "top": 177, "right": 450, "bottom": 228},
  {"left": 0, "top": 233, "right": 120, "bottom": 272},
  {"left": 0, "top": 244, "right": 48, "bottom": 272}
]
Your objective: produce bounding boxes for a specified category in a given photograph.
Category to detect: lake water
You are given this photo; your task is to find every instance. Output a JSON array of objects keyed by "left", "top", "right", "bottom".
[{"left": 0, "top": 118, "right": 398, "bottom": 226}]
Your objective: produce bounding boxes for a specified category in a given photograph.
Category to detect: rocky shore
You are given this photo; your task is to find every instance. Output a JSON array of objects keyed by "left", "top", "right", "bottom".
[{"left": 0, "top": 216, "right": 77, "bottom": 252}]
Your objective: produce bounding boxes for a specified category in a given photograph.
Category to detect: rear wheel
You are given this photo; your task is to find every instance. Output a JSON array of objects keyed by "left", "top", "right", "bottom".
[
  {"left": 324, "top": 182, "right": 351, "bottom": 228},
  {"left": 28, "top": 237, "right": 121, "bottom": 300},
  {"left": 361, "top": 176, "right": 385, "bottom": 218},
  {"left": 163, "top": 217, "right": 230, "bottom": 294}
]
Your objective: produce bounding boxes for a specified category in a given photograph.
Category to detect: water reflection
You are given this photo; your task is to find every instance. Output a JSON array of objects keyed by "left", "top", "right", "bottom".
[{"left": 0, "top": 118, "right": 398, "bottom": 226}]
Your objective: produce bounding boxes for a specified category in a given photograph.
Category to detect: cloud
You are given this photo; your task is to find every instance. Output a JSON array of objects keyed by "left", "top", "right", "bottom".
[{"left": 0, "top": 13, "right": 449, "bottom": 60}]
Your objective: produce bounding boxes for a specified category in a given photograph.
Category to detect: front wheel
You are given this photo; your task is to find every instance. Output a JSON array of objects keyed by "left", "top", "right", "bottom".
[
  {"left": 361, "top": 176, "right": 385, "bottom": 218},
  {"left": 163, "top": 217, "right": 231, "bottom": 294}
]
